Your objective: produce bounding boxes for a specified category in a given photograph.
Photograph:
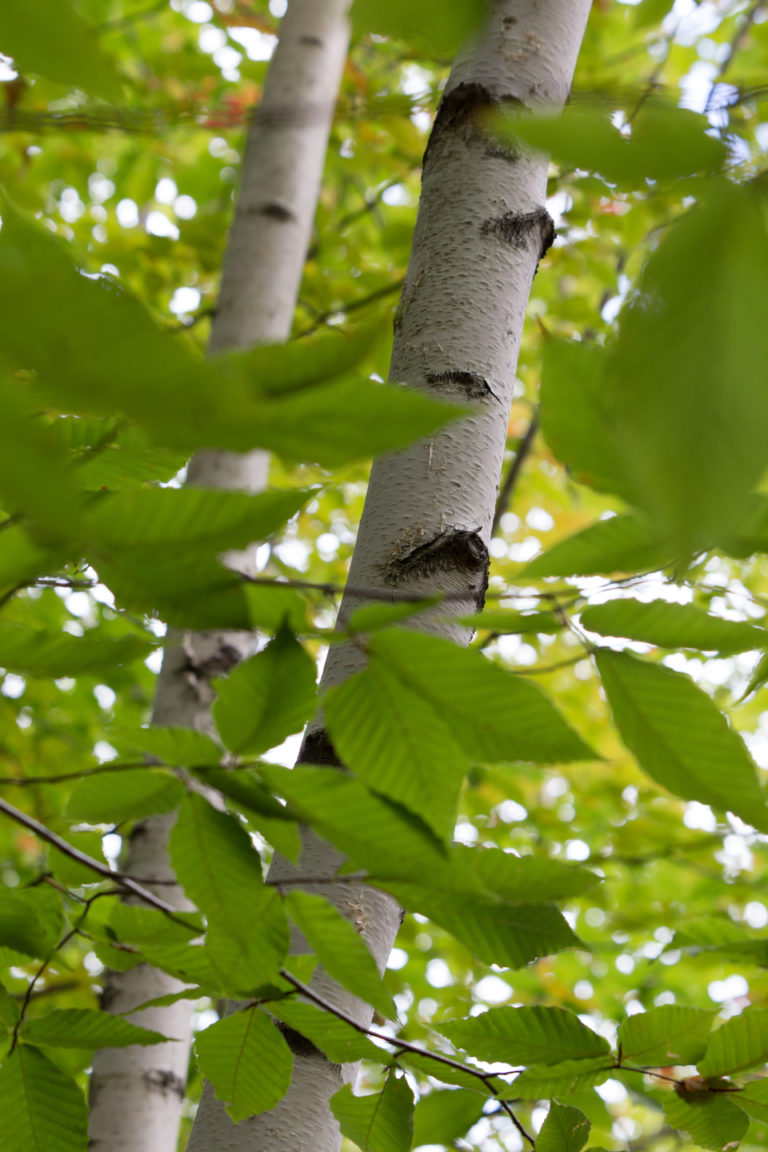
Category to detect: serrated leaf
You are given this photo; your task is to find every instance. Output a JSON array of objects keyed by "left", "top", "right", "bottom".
[
  {"left": 505, "top": 1057, "right": 615, "bottom": 1098},
  {"left": 581, "top": 599, "right": 765, "bottom": 655},
  {"left": 618, "top": 1006, "right": 715, "bottom": 1067},
  {"left": 109, "top": 904, "right": 201, "bottom": 947},
  {"left": 537, "top": 1103, "right": 591, "bottom": 1152},
  {"left": 737, "top": 1079, "right": 768, "bottom": 1124},
  {"left": 441, "top": 1006, "right": 610, "bottom": 1066},
  {"left": 352, "top": 0, "right": 486, "bottom": 55},
  {"left": 212, "top": 629, "right": 317, "bottom": 756},
  {"left": 367, "top": 630, "right": 594, "bottom": 764},
  {"left": 459, "top": 609, "right": 562, "bottom": 634},
  {"left": 0, "top": 1044, "right": 87, "bottom": 1152},
  {"left": 0, "top": 887, "right": 64, "bottom": 960},
  {"left": 285, "top": 891, "right": 392, "bottom": 1017},
  {"left": 0, "top": 0, "right": 122, "bottom": 102},
  {"left": 663, "top": 1090, "right": 748, "bottom": 1151},
  {"left": 595, "top": 649, "right": 768, "bottom": 831},
  {"left": 195, "top": 1007, "right": 293, "bottom": 1121},
  {"left": 521, "top": 513, "right": 668, "bottom": 579},
  {"left": 324, "top": 659, "right": 468, "bottom": 841},
  {"left": 268, "top": 998, "right": 384, "bottom": 1064},
  {"left": 169, "top": 792, "right": 265, "bottom": 928},
  {"left": 205, "top": 890, "right": 289, "bottom": 994},
  {"left": 453, "top": 845, "right": 600, "bottom": 902},
  {"left": 699, "top": 1009, "right": 768, "bottom": 1077},
  {"left": 346, "top": 598, "right": 441, "bottom": 633},
  {"left": 412, "top": 1088, "right": 486, "bottom": 1148},
  {"left": 21, "top": 1008, "right": 168, "bottom": 1049},
  {"left": 331, "top": 1076, "right": 414, "bottom": 1152},
  {"left": 67, "top": 768, "right": 183, "bottom": 823},
  {"left": 389, "top": 887, "right": 582, "bottom": 969}
]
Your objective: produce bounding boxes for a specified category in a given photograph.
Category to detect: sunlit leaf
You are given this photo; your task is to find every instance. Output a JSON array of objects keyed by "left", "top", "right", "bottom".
[
  {"left": 699, "top": 1009, "right": 768, "bottom": 1077},
  {"left": 582, "top": 599, "right": 766, "bottom": 654},
  {"left": 537, "top": 1103, "right": 591, "bottom": 1152},
  {"left": 0, "top": 1045, "right": 87, "bottom": 1152},
  {"left": 663, "top": 1090, "right": 748, "bottom": 1152},
  {"left": 195, "top": 1007, "right": 293, "bottom": 1122},
  {"left": 412, "top": 1088, "right": 485, "bottom": 1149},
  {"left": 441, "top": 1005, "right": 610, "bottom": 1065},
  {"left": 618, "top": 1006, "right": 715, "bottom": 1067},
  {"left": 21, "top": 1008, "right": 168, "bottom": 1049},
  {"left": 331, "top": 1076, "right": 414, "bottom": 1152}
]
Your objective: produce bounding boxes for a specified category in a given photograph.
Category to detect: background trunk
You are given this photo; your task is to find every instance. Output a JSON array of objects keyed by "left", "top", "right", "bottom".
[
  {"left": 185, "top": 2, "right": 591, "bottom": 1151},
  {"left": 86, "top": 4, "right": 351, "bottom": 1149}
]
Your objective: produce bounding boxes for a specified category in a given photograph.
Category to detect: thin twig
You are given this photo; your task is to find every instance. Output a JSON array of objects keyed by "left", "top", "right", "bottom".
[
  {"left": 705, "top": 0, "right": 765, "bottom": 114},
  {"left": 492, "top": 410, "right": 539, "bottom": 535},
  {"left": 0, "top": 760, "right": 154, "bottom": 787},
  {"left": 295, "top": 278, "right": 405, "bottom": 338}
]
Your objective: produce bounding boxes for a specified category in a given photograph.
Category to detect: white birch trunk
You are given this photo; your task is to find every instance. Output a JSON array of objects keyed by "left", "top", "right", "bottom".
[
  {"left": 185, "top": 3, "right": 591, "bottom": 1151},
  {"left": 87, "top": 4, "right": 351, "bottom": 1149}
]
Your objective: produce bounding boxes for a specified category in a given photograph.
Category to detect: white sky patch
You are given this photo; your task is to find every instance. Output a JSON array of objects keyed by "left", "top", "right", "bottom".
[
  {"left": 0, "top": 54, "right": 17, "bottom": 80},
  {"left": 183, "top": 0, "right": 213, "bottom": 22},
  {"left": 170, "top": 286, "right": 201, "bottom": 315},
  {"left": 708, "top": 974, "right": 749, "bottom": 1003},
  {"left": 473, "top": 975, "right": 511, "bottom": 1004},
  {"left": 683, "top": 801, "right": 717, "bottom": 832},
  {"left": 155, "top": 177, "right": 178, "bottom": 204},
  {"left": 597, "top": 1078, "right": 627, "bottom": 1105},
  {"left": 426, "top": 958, "right": 453, "bottom": 988},
  {"left": 94, "top": 740, "right": 118, "bottom": 763},
  {"left": 93, "top": 684, "right": 117, "bottom": 711},
  {"left": 175, "top": 194, "right": 197, "bottom": 219},
  {"left": 744, "top": 901, "right": 768, "bottom": 929},
  {"left": 496, "top": 799, "right": 528, "bottom": 823},
  {"left": 102, "top": 831, "right": 122, "bottom": 863},
  {"left": 387, "top": 947, "right": 408, "bottom": 970},
  {"left": 146, "top": 210, "right": 180, "bottom": 240},
  {"left": 228, "top": 26, "right": 278, "bottom": 61},
  {"left": 2, "top": 674, "right": 25, "bottom": 699},
  {"left": 265, "top": 731, "right": 302, "bottom": 767},
  {"left": 116, "top": 198, "right": 140, "bottom": 228}
]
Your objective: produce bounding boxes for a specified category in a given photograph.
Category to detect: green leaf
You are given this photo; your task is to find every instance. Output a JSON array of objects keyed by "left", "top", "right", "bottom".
[
  {"left": 67, "top": 768, "right": 183, "bottom": 823},
  {"left": 212, "top": 629, "right": 317, "bottom": 757},
  {"left": 331, "top": 1076, "right": 414, "bottom": 1152},
  {"left": 452, "top": 845, "right": 600, "bottom": 902},
  {"left": 21, "top": 1008, "right": 168, "bottom": 1049},
  {"left": 581, "top": 599, "right": 765, "bottom": 655},
  {"left": 412, "top": 1088, "right": 486, "bottom": 1148},
  {"left": 84, "top": 486, "right": 309, "bottom": 555},
  {"left": 0, "top": 1044, "right": 87, "bottom": 1152},
  {"left": 227, "top": 320, "right": 380, "bottom": 397},
  {"left": 521, "top": 513, "right": 668, "bottom": 579},
  {"left": 0, "top": 887, "right": 63, "bottom": 960},
  {"left": 699, "top": 1009, "right": 768, "bottom": 1077},
  {"left": 346, "top": 598, "right": 442, "bottom": 634},
  {"left": 205, "top": 890, "right": 289, "bottom": 995},
  {"left": 285, "top": 891, "right": 392, "bottom": 1017},
  {"left": 109, "top": 904, "right": 201, "bottom": 947},
  {"left": 268, "top": 998, "right": 385, "bottom": 1064},
  {"left": 112, "top": 726, "right": 223, "bottom": 769},
  {"left": 618, "top": 1006, "right": 715, "bottom": 1067},
  {"left": 324, "top": 659, "right": 468, "bottom": 841},
  {"left": 366, "top": 630, "right": 594, "bottom": 764},
  {"left": 0, "top": 624, "right": 153, "bottom": 677},
  {"left": 663, "top": 1090, "right": 748, "bottom": 1152},
  {"left": 0, "top": 979, "right": 20, "bottom": 1031},
  {"left": 459, "top": 609, "right": 562, "bottom": 635},
  {"left": 389, "top": 887, "right": 582, "bottom": 968},
  {"left": 606, "top": 181, "right": 768, "bottom": 557},
  {"left": 736, "top": 1079, "right": 768, "bottom": 1124},
  {"left": 539, "top": 338, "right": 629, "bottom": 499},
  {"left": 441, "top": 1006, "right": 610, "bottom": 1066},
  {"left": 0, "top": 0, "right": 122, "bottom": 101},
  {"left": 537, "top": 1103, "right": 591, "bottom": 1152},
  {"left": 505, "top": 1057, "right": 616, "bottom": 1098},
  {"left": 595, "top": 649, "right": 768, "bottom": 831},
  {"left": 352, "top": 0, "right": 486, "bottom": 55},
  {"left": 169, "top": 792, "right": 265, "bottom": 928},
  {"left": 195, "top": 1007, "right": 293, "bottom": 1122}
]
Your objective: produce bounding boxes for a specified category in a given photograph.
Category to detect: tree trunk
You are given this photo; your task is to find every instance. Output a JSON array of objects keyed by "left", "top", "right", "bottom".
[
  {"left": 86, "top": 4, "right": 351, "bottom": 1150},
  {"left": 185, "top": 2, "right": 591, "bottom": 1151}
]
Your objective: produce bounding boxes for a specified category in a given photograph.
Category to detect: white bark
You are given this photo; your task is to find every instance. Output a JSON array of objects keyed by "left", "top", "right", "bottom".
[
  {"left": 186, "top": 3, "right": 590, "bottom": 1151},
  {"left": 87, "top": 4, "right": 351, "bottom": 1150}
]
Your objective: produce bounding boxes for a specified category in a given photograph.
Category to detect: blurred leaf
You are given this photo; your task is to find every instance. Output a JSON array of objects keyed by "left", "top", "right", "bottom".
[
  {"left": 452, "top": 845, "right": 601, "bottom": 902},
  {"left": 581, "top": 599, "right": 766, "bottom": 654},
  {"left": 521, "top": 513, "right": 668, "bottom": 579},
  {"left": 0, "top": 887, "right": 63, "bottom": 960},
  {"left": 67, "top": 768, "right": 183, "bottom": 823},
  {"left": 352, "top": 0, "right": 486, "bottom": 55},
  {"left": 0, "top": 624, "right": 153, "bottom": 677},
  {"left": 0, "top": 0, "right": 122, "bottom": 101},
  {"left": 195, "top": 1007, "right": 293, "bottom": 1122},
  {"left": 112, "top": 726, "right": 223, "bottom": 769},
  {"left": 331, "top": 1076, "right": 414, "bottom": 1152},
  {"left": 412, "top": 1088, "right": 485, "bottom": 1149},
  {"left": 595, "top": 649, "right": 768, "bottom": 831},
  {"left": 505, "top": 1058, "right": 616, "bottom": 1098}
]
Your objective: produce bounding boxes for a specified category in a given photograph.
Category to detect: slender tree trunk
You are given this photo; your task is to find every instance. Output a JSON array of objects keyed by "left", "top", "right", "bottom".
[
  {"left": 186, "top": 2, "right": 591, "bottom": 1151},
  {"left": 86, "top": 4, "right": 351, "bottom": 1149}
]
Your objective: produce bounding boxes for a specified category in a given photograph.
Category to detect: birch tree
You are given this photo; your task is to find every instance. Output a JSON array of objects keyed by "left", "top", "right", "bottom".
[
  {"left": 2, "top": 4, "right": 768, "bottom": 1152},
  {"left": 87, "top": 4, "right": 352, "bottom": 1150}
]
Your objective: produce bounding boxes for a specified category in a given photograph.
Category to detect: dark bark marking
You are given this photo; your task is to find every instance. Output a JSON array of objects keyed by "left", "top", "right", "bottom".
[
  {"left": 387, "top": 529, "right": 489, "bottom": 612},
  {"left": 299, "top": 34, "right": 323, "bottom": 47},
  {"left": 424, "top": 82, "right": 524, "bottom": 168},
  {"left": 481, "top": 207, "right": 555, "bottom": 260},
  {"left": 184, "top": 642, "right": 241, "bottom": 681},
  {"left": 143, "top": 1069, "right": 186, "bottom": 1099},
  {"left": 426, "top": 370, "right": 499, "bottom": 402},
  {"left": 275, "top": 1021, "right": 337, "bottom": 1063},
  {"left": 297, "top": 727, "right": 342, "bottom": 769},
  {"left": 250, "top": 202, "right": 296, "bottom": 222}
]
